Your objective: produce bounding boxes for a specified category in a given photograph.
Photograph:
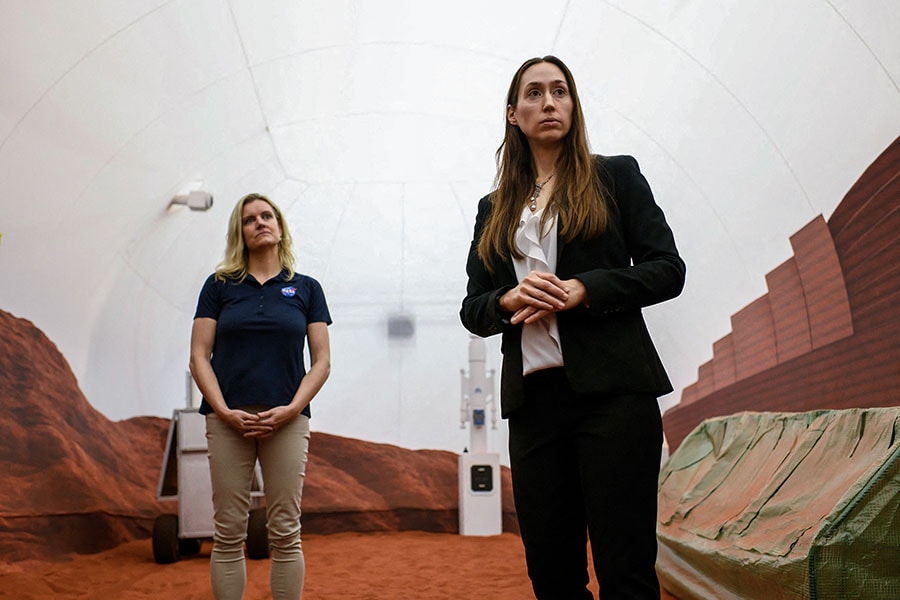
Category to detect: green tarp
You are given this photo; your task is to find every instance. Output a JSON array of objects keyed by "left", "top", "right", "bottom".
[{"left": 657, "top": 408, "right": 900, "bottom": 600}]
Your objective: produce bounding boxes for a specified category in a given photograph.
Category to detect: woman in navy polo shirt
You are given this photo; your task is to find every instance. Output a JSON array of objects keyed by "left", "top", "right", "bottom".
[{"left": 190, "top": 192, "right": 332, "bottom": 600}]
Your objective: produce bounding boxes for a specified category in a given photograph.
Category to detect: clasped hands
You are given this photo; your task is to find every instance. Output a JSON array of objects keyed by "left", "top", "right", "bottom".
[
  {"left": 499, "top": 271, "right": 587, "bottom": 325},
  {"left": 222, "top": 405, "right": 296, "bottom": 439}
]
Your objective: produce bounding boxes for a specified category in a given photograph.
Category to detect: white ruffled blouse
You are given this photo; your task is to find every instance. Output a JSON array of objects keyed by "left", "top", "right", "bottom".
[{"left": 512, "top": 205, "right": 564, "bottom": 375}]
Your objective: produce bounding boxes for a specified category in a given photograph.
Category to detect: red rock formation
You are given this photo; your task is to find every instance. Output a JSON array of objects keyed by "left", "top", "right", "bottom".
[
  {"left": 0, "top": 309, "right": 515, "bottom": 563},
  {"left": 0, "top": 309, "right": 170, "bottom": 561}
]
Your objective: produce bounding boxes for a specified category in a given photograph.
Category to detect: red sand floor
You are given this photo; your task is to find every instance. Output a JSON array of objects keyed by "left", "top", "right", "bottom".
[{"left": 0, "top": 531, "right": 679, "bottom": 599}]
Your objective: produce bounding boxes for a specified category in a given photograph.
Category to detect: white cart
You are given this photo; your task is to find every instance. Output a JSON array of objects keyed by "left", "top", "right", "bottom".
[{"left": 153, "top": 408, "right": 268, "bottom": 563}]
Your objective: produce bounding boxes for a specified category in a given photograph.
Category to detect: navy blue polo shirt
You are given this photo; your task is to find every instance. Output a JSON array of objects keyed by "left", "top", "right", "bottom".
[{"left": 193, "top": 270, "right": 332, "bottom": 417}]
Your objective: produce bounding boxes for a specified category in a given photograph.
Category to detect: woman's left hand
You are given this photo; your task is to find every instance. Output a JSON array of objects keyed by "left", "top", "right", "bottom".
[
  {"left": 511, "top": 277, "right": 588, "bottom": 325},
  {"left": 250, "top": 405, "right": 298, "bottom": 438}
]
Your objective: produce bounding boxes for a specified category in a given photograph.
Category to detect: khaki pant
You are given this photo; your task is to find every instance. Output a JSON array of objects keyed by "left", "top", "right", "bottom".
[{"left": 206, "top": 408, "right": 310, "bottom": 600}]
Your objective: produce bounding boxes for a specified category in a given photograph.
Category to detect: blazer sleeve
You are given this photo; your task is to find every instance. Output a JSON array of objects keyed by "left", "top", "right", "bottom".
[
  {"left": 575, "top": 155, "right": 686, "bottom": 314},
  {"left": 459, "top": 195, "right": 516, "bottom": 338}
]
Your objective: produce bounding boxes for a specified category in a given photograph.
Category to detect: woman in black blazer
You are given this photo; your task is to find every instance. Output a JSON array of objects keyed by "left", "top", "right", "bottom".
[{"left": 460, "top": 56, "right": 685, "bottom": 599}]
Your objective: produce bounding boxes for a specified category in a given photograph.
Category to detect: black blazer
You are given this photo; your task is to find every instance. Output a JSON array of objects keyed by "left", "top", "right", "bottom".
[{"left": 460, "top": 155, "right": 686, "bottom": 417}]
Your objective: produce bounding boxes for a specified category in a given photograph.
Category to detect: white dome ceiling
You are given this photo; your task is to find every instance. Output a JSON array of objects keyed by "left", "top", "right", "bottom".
[{"left": 1, "top": 0, "right": 898, "bottom": 456}]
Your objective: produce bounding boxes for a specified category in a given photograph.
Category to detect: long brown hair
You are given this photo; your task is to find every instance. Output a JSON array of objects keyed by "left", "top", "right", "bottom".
[
  {"left": 215, "top": 193, "right": 296, "bottom": 282},
  {"left": 477, "top": 55, "right": 608, "bottom": 271}
]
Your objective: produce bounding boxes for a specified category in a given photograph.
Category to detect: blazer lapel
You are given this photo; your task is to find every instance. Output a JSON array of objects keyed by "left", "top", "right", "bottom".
[
  {"left": 501, "top": 256, "right": 518, "bottom": 286},
  {"left": 556, "top": 215, "right": 568, "bottom": 264}
]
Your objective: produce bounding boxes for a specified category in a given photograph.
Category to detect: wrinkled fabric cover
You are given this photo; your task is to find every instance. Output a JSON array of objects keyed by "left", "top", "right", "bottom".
[{"left": 657, "top": 408, "right": 900, "bottom": 600}]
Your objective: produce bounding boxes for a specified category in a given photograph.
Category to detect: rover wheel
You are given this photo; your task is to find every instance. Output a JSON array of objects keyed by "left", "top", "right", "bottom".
[{"left": 152, "top": 514, "right": 180, "bottom": 564}]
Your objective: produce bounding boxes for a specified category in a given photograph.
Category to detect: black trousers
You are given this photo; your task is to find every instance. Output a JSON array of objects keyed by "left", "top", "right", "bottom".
[{"left": 508, "top": 368, "right": 663, "bottom": 600}]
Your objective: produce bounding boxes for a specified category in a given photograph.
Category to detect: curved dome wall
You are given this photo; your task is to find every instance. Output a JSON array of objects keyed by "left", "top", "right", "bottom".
[{"left": 0, "top": 2, "right": 898, "bottom": 455}]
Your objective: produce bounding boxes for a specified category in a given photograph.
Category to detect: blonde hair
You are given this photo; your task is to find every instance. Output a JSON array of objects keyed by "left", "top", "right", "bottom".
[
  {"left": 215, "top": 193, "right": 295, "bottom": 282},
  {"left": 477, "top": 55, "right": 609, "bottom": 271}
]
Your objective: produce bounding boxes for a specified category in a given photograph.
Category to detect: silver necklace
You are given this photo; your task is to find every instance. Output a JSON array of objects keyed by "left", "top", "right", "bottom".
[{"left": 529, "top": 172, "right": 555, "bottom": 212}]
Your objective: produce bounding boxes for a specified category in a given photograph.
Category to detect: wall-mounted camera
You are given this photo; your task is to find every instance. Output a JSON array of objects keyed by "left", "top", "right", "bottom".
[{"left": 169, "top": 190, "right": 214, "bottom": 212}]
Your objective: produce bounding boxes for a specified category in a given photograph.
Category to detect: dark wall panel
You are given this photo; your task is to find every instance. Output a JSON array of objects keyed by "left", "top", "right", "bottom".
[
  {"left": 790, "top": 216, "right": 853, "bottom": 348},
  {"left": 731, "top": 296, "right": 778, "bottom": 380},
  {"left": 712, "top": 334, "right": 736, "bottom": 390},
  {"left": 765, "top": 258, "right": 811, "bottom": 362}
]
